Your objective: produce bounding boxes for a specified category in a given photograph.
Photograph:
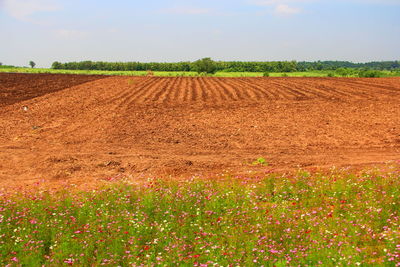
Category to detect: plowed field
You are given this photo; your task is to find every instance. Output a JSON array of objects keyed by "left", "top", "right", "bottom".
[{"left": 1, "top": 73, "right": 399, "bottom": 189}]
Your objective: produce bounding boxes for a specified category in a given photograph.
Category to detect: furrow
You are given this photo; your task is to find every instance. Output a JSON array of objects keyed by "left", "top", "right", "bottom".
[
  {"left": 145, "top": 77, "right": 174, "bottom": 103},
  {"left": 116, "top": 77, "right": 163, "bottom": 107}
]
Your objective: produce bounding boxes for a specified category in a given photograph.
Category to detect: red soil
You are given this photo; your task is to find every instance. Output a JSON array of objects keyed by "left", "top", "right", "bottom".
[
  {"left": 0, "top": 73, "right": 399, "bottom": 190},
  {"left": 0, "top": 73, "right": 104, "bottom": 107}
]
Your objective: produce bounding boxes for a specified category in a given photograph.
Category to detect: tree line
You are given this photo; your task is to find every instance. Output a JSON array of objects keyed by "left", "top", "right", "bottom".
[{"left": 52, "top": 59, "right": 400, "bottom": 73}]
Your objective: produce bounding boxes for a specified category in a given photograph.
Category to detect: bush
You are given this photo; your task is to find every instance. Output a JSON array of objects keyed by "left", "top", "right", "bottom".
[
  {"left": 263, "top": 72, "right": 270, "bottom": 77},
  {"left": 192, "top": 58, "right": 217, "bottom": 74},
  {"left": 335, "top": 68, "right": 354, "bottom": 77},
  {"left": 358, "top": 70, "right": 382, "bottom": 78},
  {"left": 327, "top": 72, "right": 334, "bottom": 77}
]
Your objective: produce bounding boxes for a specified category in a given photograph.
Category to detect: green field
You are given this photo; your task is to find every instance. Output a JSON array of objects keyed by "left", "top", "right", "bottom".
[
  {"left": 1, "top": 67, "right": 399, "bottom": 78},
  {"left": 1, "top": 166, "right": 399, "bottom": 266}
]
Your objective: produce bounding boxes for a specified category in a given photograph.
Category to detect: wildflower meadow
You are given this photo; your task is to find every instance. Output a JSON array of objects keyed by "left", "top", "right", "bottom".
[{"left": 0, "top": 165, "right": 399, "bottom": 266}]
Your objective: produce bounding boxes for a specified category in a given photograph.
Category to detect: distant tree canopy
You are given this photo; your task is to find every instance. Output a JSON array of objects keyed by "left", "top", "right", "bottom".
[
  {"left": 29, "top": 61, "right": 36, "bottom": 68},
  {"left": 192, "top": 58, "right": 217, "bottom": 74},
  {"left": 51, "top": 59, "right": 400, "bottom": 73}
]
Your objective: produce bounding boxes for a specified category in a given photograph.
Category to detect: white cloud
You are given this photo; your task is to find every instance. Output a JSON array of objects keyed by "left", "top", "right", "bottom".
[
  {"left": 274, "top": 4, "right": 301, "bottom": 15},
  {"left": 1, "top": 0, "right": 60, "bottom": 21},
  {"left": 159, "top": 7, "right": 212, "bottom": 15},
  {"left": 251, "top": 0, "right": 305, "bottom": 16}
]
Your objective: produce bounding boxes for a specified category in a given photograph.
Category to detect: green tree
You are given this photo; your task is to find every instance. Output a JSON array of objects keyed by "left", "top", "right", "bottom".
[
  {"left": 192, "top": 58, "right": 217, "bottom": 74},
  {"left": 29, "top": 61, "right": 36, "bottom": 68},
  {"left": 51, "top": 61, "right": 62, "bottom": 69}
]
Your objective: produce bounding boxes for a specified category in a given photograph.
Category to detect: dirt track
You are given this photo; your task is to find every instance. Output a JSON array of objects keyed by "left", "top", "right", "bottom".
[{"left": 0, "top": 73, "right": 399, "bottom": 189}]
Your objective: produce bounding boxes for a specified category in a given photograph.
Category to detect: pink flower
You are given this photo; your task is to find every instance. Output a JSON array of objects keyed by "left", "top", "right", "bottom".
[
  {"left": 29, "top": 218, "right": 37, "bottom": 224},
  {"left": 64, "top": 258, "right": 74, "bottom": 265},
  {"left": 11, "top": 257, "right": 18, "bottom": 262}
]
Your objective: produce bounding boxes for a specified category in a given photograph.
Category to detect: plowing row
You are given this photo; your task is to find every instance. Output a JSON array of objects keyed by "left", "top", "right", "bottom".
[
  {"left": 108, "top": 76, "right": 400, "bottom": 105},
  {"left": 0, "top": 73, "right": 399, "bottom": 189}
]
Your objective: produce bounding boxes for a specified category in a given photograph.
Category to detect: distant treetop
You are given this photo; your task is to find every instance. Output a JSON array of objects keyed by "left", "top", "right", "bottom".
[{"left": 50, "top": 59, "right": 400, "bottom": 73}]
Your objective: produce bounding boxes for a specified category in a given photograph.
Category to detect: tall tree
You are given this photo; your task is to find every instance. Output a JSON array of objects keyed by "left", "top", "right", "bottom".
[{"left": 192, "top": 58, "right": 217, "bottom": 74}]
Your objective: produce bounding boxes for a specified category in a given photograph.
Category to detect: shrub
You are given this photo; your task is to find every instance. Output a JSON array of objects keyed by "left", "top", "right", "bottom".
[
  {"left": 192, "top": 58, "right": 217, "bottom": 74},
  {"left": 327, "top": 72, "right": 334, "bottom": 77},
  {"left": 29, "top": 61, "right": 36, "bottom": 68},
  {"left": 263, "top": 72, "right": 270, "bottom": 77},
  {"left": 335, "top": 68, "right": 354, "bottom": 77},
  {"left": 358, "top": 70, "right": 382, "bottom": 78}
]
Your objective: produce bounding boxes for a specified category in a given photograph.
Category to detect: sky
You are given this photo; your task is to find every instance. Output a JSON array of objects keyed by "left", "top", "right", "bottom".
[{"left": 0, "top": 0, "right": 400, "bottom": 68}]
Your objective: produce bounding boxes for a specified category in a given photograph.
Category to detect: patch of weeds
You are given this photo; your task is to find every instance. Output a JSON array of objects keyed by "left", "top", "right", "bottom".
[{"left": 252, "top": 157, "right": 268, "bottom": 166}]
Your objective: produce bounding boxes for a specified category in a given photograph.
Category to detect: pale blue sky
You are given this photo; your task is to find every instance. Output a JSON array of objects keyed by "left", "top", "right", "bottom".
[{"left": 1, "top": 0, "right": 399, "bottom": 67}]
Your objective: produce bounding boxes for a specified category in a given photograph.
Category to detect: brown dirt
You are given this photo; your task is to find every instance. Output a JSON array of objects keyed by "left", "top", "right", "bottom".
[
  {"left": 0, "top": 73, "right": 105, "bottom": 107},
  {"left": 0, "top": 73, "right": 399, "bottom": 190}
]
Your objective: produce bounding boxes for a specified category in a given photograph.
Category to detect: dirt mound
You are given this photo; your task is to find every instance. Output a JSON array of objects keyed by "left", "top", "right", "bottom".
[{"left": 0, "top": 73, "right": 399, "bottom": 189}]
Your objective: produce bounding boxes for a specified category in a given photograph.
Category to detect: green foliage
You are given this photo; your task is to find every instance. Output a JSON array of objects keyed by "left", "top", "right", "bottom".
[
  {"left": 192, "top": 58, "right": 217, "bottom": 74},
  {"left": 51, "top": 61, "right": 62, "bottom": 69},
  {"left": 298, "top": 60, "right": 400, "bottom": 71},
  {"left": 326, "top": 72, "right": 334, "bottom": 77},
  {"left": 263, "top": 72, "right": 270, "bottom": 77},
  {"left": 252, "top": 157, "right": 268, "bottom": 166},
  {"left": 358, "top": 69, "right": 382, "bottom": 78},
  {"left": 0, "top": 64, "right": 15, "bottom": 69},
  {"left": 50, "top": 60, "right": 400, "bottom": 73},
  {"left": 335, "top": 68, "right": 355, "bottom": 77},
  {"left": 29, "top": 61, "right": 36, "bottom": 68},
  {"left": 1, "top": 67, "right": 399, "bottom": 78}
]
